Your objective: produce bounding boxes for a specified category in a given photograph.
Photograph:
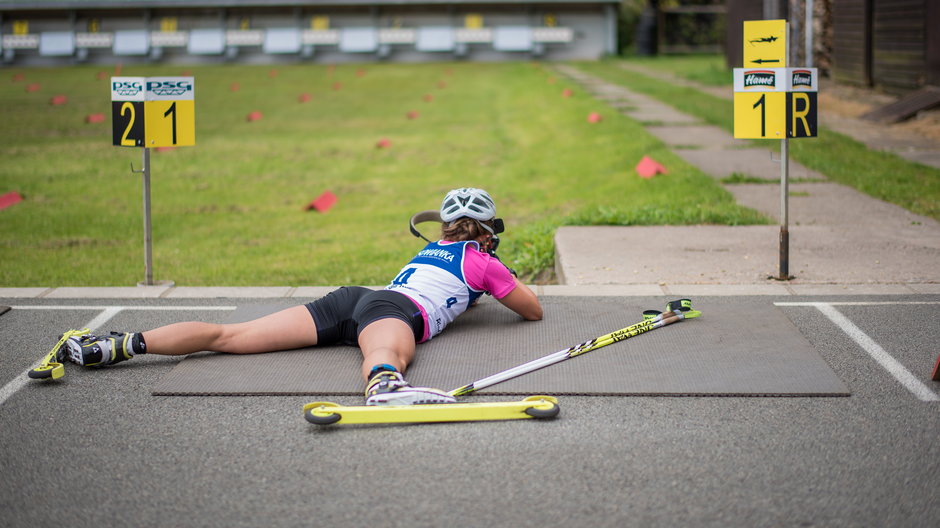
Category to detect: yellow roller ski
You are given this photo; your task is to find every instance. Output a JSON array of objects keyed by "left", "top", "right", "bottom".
[
  {"left": 303, "top": 395, "right": 559, "bottom": 426},
  {"left": 28, "top": 328, "right": 88, "bottom": 380}
]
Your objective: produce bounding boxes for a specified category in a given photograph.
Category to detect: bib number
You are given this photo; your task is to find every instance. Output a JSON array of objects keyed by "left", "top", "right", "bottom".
[{"left": 393, "top": 268, "right": 417, "bottom": 286}]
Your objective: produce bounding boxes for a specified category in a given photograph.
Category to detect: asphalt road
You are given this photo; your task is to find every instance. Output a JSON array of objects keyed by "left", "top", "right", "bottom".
[{"left": 1, "top": 295, "right": 938, "bottom": 527}]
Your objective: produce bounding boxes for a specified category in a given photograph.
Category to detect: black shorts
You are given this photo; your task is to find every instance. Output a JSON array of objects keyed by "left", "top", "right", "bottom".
[{"left": 304, "top": 286, "right": 424, "bottom": 346}]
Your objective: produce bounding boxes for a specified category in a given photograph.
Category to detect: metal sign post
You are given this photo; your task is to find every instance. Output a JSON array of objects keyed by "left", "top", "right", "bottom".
[
  {"left": 132, "top": 148, "right": 154, "bottom": 285},
  {"left": 111, "top": 76, "right": 195, "bottom": 286},
  {"left": 806, "top": 0, "right": 814, "bottom": 68},
  {"left": 779, "top": 137, "right": 789, "bottom": 279},
  {"left": 781, "top": 18, "right": 790, "bottom": 282}
]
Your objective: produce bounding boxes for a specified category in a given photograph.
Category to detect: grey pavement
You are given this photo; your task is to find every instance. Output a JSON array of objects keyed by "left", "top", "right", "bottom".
[{"left": 1, "top": 295, "right": 938, "bottom": 527}]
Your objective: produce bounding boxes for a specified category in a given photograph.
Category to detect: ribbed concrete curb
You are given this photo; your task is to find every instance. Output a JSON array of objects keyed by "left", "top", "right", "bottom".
[{"left": 2, "top": 284, "right": 938, "bottom": 299}]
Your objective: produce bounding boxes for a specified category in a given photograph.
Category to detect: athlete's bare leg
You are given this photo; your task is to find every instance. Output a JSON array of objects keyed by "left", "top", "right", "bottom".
[
  {"left": 357, "top": 318, "right": 416, "bottom": 380},
  {"left": 142, "top": 305, "right": 318, "bottom": 356}
]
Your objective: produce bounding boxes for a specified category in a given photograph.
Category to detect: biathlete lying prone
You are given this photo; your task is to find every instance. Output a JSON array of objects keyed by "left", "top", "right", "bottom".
[{"left": 57, "top": 188, "right": 543, "bottom": 405}]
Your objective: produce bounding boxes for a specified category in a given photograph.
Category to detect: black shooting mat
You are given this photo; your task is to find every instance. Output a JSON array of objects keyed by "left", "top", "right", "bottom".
[{"left": 152, "top": 297, "right": 849, "bottom": 397}]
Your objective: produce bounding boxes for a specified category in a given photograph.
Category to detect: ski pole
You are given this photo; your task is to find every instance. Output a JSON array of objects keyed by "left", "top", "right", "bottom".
[{"left": 448, "top": 300, "right": 701, "bottom": 397}]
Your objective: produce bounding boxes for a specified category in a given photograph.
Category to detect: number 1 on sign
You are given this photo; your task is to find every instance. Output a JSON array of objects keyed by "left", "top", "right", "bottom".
[
  {"left": 164, "top": 102, "right": 177, "bottom": 145},
  {"left": 752, "top": 94, "right": 766, "bottom": 137},
  {"left": 733, "top": 92, "right": 785, "bottom": 139},
  {"left": 144, "top": 99, "right": 195, "bottom": 147}
]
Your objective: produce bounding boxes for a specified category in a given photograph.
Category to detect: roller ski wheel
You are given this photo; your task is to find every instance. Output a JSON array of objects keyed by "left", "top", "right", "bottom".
[
  {"left": 522, "top": 395, "right": 560, "bottom": 419},
  {"left": 304, "top": 402, "right": 342, "bottom": 425},
  {"left": 28, "top": 363, "right": 65, "bottom": 380}
]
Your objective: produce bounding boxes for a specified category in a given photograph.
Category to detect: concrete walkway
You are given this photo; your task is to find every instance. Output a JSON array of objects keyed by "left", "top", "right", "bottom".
[{"left": 552, "top": 63, "right": 940, "bottom": 291}]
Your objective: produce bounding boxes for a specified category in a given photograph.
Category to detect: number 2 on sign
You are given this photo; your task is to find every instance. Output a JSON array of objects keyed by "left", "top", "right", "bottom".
[{"left": 120, "top": 102, "right": 136, "bottom": 146}]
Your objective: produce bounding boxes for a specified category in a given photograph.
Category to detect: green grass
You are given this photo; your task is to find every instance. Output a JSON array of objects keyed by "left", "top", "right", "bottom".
[
  {"left": 620, "top": 54, "right": 732, "bottom": 86},
  {"left": 720, "top": 172, "right": 822, "bottom": 184},
  {"left": 574, "top": 57, "right": 940, "bottom": 222},
  {"left": 0, "top": 62, "right": 766, "bottom": 286}
]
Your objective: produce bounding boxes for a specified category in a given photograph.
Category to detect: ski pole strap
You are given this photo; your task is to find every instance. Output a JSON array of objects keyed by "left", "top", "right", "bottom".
[{"left": 666, "top": 299, "right": 692, "bottom": 312}]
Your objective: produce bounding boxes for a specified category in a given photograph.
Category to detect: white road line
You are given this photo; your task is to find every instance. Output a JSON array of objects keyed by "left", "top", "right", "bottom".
[
  {"left": 0, "top": 305, "right": 236, "bottom": 408},
  {"left": 81, "top": 306, "right": 124, "bottom": 331},
  {"left": 805, "top": 303, "right": 939, "bottom": 402}
]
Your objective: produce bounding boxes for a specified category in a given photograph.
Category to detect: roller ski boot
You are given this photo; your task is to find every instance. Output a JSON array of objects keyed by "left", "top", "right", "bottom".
[
  {"left": 365, "top": 370, "right": 456, "bottom": 406},
  {"left": 58, "top": 331, "right": 144, "bottom": 367}
]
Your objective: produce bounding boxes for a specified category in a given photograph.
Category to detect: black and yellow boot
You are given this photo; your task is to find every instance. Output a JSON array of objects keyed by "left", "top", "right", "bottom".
[{"left": 58, "top": 332, "right": 145, "bottom": 367}]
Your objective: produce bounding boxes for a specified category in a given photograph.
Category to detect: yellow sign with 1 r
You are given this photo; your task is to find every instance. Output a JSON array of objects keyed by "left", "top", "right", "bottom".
[{"left": 733, "top": 67, "right": 818, "bottom": 139}]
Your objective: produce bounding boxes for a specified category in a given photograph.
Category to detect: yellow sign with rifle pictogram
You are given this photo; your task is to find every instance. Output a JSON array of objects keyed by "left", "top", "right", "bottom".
[{"left": 743, "top": 19, "right": 787, "bottom": 68}]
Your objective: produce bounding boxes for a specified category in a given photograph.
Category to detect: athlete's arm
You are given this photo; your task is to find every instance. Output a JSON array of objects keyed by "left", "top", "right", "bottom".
[
  {"left": 465, "top": 247, "right": 542, "bottom": 321},
  {"left": 496, "top": 278, "right": 542, "bottom": 321}
]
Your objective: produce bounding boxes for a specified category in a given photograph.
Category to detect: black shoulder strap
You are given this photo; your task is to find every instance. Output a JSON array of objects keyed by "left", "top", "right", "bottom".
[{"left": 409, "top": 210, "right": 443, "bottom": 243}]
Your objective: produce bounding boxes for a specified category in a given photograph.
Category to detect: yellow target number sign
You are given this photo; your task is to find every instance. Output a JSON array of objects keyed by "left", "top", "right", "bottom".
[
  {"left": 733, "top": 67, "right": 818, "bottom": 139},
  {"left": 111, "top": 77, "right": 195, "bottom": 148},
  {"left": 734, "top": 91, "right": 787, "bottom": 139},
  {"left": 144, "top": 98, "right": 195, "bottom": 147}
]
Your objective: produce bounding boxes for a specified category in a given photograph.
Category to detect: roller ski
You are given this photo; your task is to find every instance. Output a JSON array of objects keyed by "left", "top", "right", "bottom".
[
  {"left": 27, "top": 328, "right": 89, "bottom": 380},
  {"left": 304, "top": 395, "right": 560, "bottom": 425},
  {"left": 305, "top": 368, "right": 558, "bottom": 426}
]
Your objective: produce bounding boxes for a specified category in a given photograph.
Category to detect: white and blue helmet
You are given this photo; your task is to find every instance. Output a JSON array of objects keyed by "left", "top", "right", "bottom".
[{"left": 440, "top": 187, "right": 497, "bottom": 223}]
